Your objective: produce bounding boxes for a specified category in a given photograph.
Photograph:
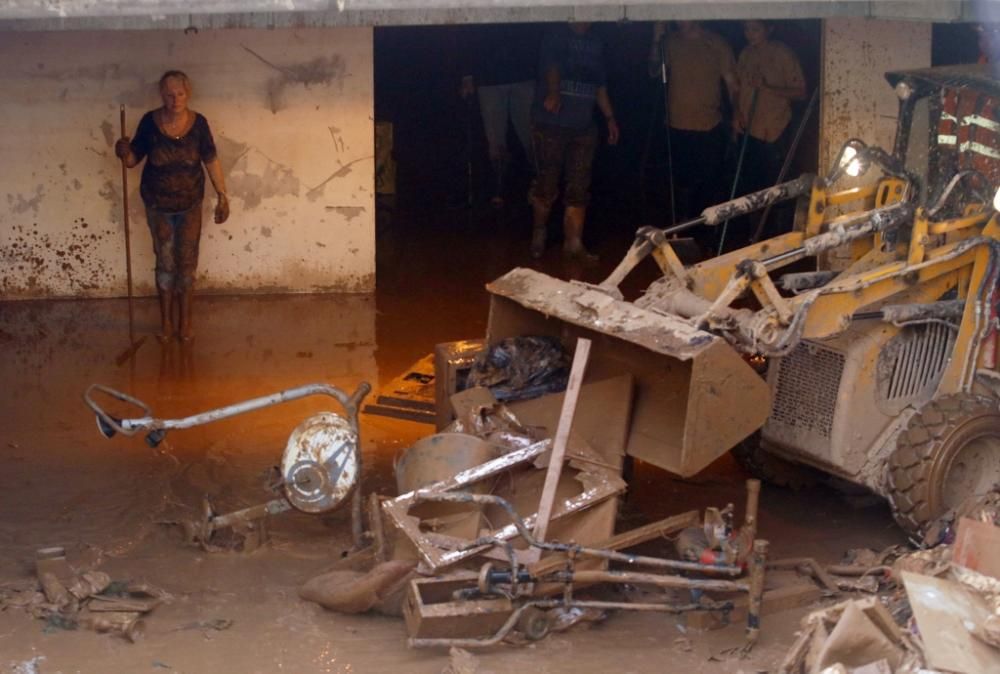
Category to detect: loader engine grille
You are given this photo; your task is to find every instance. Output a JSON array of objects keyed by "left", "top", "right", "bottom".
[
  {"left": 880, "top": 322, "right": 955, "bottom": 405},
  {"left": 771, "top": 341, "right": 845, "bottom": 439}
]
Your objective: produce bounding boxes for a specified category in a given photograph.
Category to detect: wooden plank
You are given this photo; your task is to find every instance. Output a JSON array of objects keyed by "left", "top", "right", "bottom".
[
  {"left": 511, "top": 375, "right": 635, "bottom": 572},
  {"left": 533, "top": 338, "right": 591, "bottom": 546}
]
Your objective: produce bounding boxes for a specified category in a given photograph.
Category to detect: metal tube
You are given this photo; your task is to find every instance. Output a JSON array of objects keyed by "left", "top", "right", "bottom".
[
  {"left": 416, "top": 492, "right": 743, "bottom": 576},
  {"left": 746, "top": 539, "right": 769, "bottom": 645},
  {"left": 561, "top": 569, "right": 748, "bottom": 593},
  {"left": 744, "top": 478, "right": 760, "bottom": 542},
  {"left": 719, "top": 86, "right": 759, "bottom": 254},
  {"left": 760, "top": 202, "right": 913, "bottom": 271},
  {"left": 660, "top": 38, "right": 676, "bottom": 227},
  {"left": 127, "top": 382, "right": 370, "bottom": 432},
  {"left": 210, "top": 498, "right": 291, "bottom": 530}
]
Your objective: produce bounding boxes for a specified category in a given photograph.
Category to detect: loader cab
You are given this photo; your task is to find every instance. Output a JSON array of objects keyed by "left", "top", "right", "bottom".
[{"left": 888, "top": 65, "right": 1000, "bottom": 215}]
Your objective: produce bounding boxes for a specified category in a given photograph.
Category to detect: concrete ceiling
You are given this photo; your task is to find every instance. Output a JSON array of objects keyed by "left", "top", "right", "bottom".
[{"left": 0, "top": 0, "right": 996, "bottom": 30}]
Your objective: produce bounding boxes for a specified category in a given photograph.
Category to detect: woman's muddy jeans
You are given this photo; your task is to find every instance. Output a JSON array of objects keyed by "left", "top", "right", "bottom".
[{"left": 145, "top": 203, "right": 203, "bottom": 292}]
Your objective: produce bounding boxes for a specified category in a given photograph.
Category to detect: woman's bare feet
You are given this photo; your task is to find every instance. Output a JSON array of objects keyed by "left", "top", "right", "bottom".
[{"left": 156, "top": 322, "right": 174, "bottom": 344}]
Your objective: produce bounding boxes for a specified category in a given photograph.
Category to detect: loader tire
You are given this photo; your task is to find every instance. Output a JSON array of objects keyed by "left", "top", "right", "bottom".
[
  {"left": 732, "top": 434, "right": 819, "bottom": 489},
  {"left": 887, "top": 394, "right": 1000, "bottom": 535}
]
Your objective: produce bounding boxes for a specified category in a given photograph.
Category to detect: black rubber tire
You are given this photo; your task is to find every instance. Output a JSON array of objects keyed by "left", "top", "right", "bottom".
[
  {"left": 732, "top": 434, "right": 819, "bottom": 489},
  {"left": 887, "top": 394, "right": 1000, "bottom": 535}
]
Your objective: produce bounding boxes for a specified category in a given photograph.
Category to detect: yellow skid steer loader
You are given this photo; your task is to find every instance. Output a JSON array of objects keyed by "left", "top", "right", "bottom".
[{"left": 485, "top": 65, "right": 1000, "bottom": 534}]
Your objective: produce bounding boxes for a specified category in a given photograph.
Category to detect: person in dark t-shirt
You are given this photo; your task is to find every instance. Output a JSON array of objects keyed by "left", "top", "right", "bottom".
[
  {"left": 529, "top": 23, "right": 618, "bottom": 261},
  {"left": 116, "top": 70, "right": 229, "bottom": 342}
]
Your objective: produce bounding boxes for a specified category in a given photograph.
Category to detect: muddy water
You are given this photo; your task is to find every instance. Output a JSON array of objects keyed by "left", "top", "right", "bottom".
[{"left": 1, "top": 208, "right": 904, "bottom": 673}]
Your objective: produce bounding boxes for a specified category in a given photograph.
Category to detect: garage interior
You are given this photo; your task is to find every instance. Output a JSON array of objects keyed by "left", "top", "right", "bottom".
[{"left": 2, "top": 2, "right": 1000, "bottom": 672}]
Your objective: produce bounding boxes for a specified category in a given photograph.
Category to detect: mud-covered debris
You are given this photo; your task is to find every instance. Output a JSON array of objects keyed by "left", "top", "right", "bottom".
[
  {"left": 9, "top": 657, "right": 46, "bottom": 674},
  {"left": 465, "top": 336, "right": 569, "bottom": 402},
  {"left": 0, "top": 549, "right": 170, "bottom": 643},
  {"left": 920, "top": 485, "right": 1000, "bottom": 548},
  {"left": 777, "top": 597, "right": 925, "bottom": 674},
  {"left": 442, "top": 647, "right": 481, "bottom": 674},
  {"left": 300, "top": 559, "right": 417, "bottom": 615}
]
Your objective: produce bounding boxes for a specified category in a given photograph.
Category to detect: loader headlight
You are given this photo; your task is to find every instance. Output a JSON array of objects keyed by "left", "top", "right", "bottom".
[
  {"left": 993, "top": 186, "right": 1000, "bottom": 212},
  {"left": 839, "top": 144, "right": 869, "bottom": 178},
  {"left": 894, "top": 81, "right": 914, "bottom": 101}
]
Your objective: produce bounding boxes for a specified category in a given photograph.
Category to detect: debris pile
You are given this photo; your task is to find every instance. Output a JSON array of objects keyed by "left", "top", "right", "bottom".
[
  {"left": 301, "top": 338, "right": 776, "bottom": 653},
  {"left": 0, "top": 546, "right": 169, "bottom": 642},
  {"left": 779, "top": 489, "right": 1000, "bottom": 673}
]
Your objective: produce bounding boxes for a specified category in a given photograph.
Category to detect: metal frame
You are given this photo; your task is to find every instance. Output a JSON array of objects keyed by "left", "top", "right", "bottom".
[
  {"left": 405, "top": 489, "right": 769, "bottom": 650},
  {"left": 382, "top": 439, "right": 629, "bottom": 572}
]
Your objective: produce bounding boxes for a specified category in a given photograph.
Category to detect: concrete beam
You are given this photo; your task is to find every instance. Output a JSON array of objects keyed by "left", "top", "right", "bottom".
[{"left": 0, "top": 0, "right": 991, "bottom": 31}]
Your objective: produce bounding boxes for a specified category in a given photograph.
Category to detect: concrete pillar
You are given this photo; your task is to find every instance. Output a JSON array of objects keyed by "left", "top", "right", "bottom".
[{"left": 819, "top": 17, "right": 932, "bottom": 174}]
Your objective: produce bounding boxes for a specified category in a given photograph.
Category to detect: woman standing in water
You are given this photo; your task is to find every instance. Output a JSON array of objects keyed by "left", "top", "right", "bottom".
[{"left": 116, "top": 70, "right": 229, "bottom": 342}]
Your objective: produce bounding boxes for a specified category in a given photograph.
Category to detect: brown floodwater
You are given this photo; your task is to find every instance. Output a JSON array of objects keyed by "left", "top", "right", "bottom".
[{"left": 0, "top": 205, "right": 904, "bottom": 673}]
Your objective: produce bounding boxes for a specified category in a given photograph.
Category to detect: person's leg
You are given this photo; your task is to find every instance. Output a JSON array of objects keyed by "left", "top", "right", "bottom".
[
  {"left": 699, "top": 124, "right": 728, "bottom": 211},
  {"left": 668, "top": 127, "right": 698, "bottom": 222},
  {"left": 528, "top": 125, "right": 564, "bottom": 258},
  {"left": 691, "top": 125, "right": 727, "bottom": 254},
  {"left": 561, "top": 126, "right": 599, "bottom": 261},
  {"left": 174, "top": 204, "right": 204, "bottom": 341},
  {"left": 146, "top": 207, "right": 177, "bottom": 341},
  {"left": 509, "top": 80, "right": 536, "bottom": 168},
  {"left": 478, "top": 84, "right": 510, "bottom": 205}
]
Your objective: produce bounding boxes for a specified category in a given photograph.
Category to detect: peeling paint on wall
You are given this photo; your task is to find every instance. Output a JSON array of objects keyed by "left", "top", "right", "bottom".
[
  {"left": 226, "top": 143, "right": 301, "bottom": 210},
  {"left": 242, "top": 45, "right": 349, "bottom": 114},
  {"left": 327, "top": 206, "right": 365, "bottom": 221}
]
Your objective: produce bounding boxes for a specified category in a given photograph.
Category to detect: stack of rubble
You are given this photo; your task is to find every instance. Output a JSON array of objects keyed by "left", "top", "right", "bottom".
[
  {"left": 779, "top": 489, "right": 1000, "bottom": 673},
  {"left": 300, "top": 337, "right": 773, "bottom": 649},
  {"left": 0, "top": 546, "right": 169, "bottom": 642}
]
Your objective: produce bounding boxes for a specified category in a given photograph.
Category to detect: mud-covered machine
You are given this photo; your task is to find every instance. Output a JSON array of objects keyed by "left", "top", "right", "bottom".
[
  {"left": 486, "top": 64, "right": 1000, "bottom": 534},
  {"left": 84, "top": 382, "right": 371, "bottom": 548}
]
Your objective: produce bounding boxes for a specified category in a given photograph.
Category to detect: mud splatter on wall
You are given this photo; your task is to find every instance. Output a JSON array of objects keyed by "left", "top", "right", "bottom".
[
  {"left": 0, "top": 27, "right": 374, "bottom": 300},
  {"left": 820, "top": 19, "right": 930, "bottom": 173}
]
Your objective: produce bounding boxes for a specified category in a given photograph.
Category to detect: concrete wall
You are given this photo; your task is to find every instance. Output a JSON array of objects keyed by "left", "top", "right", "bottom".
[
  {"left": 0, "top": 27, "right": 374, "bottom": 300},
  {"left": 819, "top": 17, "right": 931, "bottom": 173}
]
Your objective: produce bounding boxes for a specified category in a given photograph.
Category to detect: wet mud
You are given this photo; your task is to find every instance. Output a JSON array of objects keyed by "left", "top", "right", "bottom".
[{"left": 0, "top": 207, "right": 905, "bottom": 672}]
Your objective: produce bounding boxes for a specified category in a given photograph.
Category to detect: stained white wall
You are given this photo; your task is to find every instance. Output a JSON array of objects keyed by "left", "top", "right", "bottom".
[
  {"left": 0, "top": 27, "right": 374, "bottom": 299},
  {"left": 820, "top": 17, "right": 931, "bottom": 173}
]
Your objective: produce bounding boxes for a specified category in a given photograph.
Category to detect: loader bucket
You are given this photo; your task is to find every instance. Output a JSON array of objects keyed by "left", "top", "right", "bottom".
[{"left": 486, "top": 268, "right": 771, "bottom": 477}]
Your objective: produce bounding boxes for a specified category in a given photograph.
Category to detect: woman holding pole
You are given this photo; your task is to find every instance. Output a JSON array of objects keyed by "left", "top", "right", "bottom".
[{"left": 116, "top": 70, "right": 229, "bottom": 342}]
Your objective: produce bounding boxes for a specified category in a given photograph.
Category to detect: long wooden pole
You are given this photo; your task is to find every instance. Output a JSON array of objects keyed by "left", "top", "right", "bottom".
[
  {"left": 120, "top": 105, "right": 135, "bottom": 345},
  {"left": 532, "top": 338, "right": 592, "bottom": 545}
]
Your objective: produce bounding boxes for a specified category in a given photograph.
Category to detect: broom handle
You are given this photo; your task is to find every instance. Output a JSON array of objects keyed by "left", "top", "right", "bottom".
[{"left": 119, "top": 105, "right": 135, "bottom": 344}]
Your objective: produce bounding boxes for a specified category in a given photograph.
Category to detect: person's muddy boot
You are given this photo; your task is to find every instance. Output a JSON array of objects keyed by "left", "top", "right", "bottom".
[
  {"left": 156, "top": 288, "right": 174, "bottom": 343},
  {"left": 562, "top": 205, "right": 598, "bottom": 262},
  {"left": 530, "top": 202, "right": 550, "bottom": 258},
  {"left": 530, "top": 226, "right": 547, "bottom": 259},
  {"left": 177, "top": 288, "right": 195, "bottom": 342},
  {"left": 490, "top": 157, "right": 508, "bottom": 209}
]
